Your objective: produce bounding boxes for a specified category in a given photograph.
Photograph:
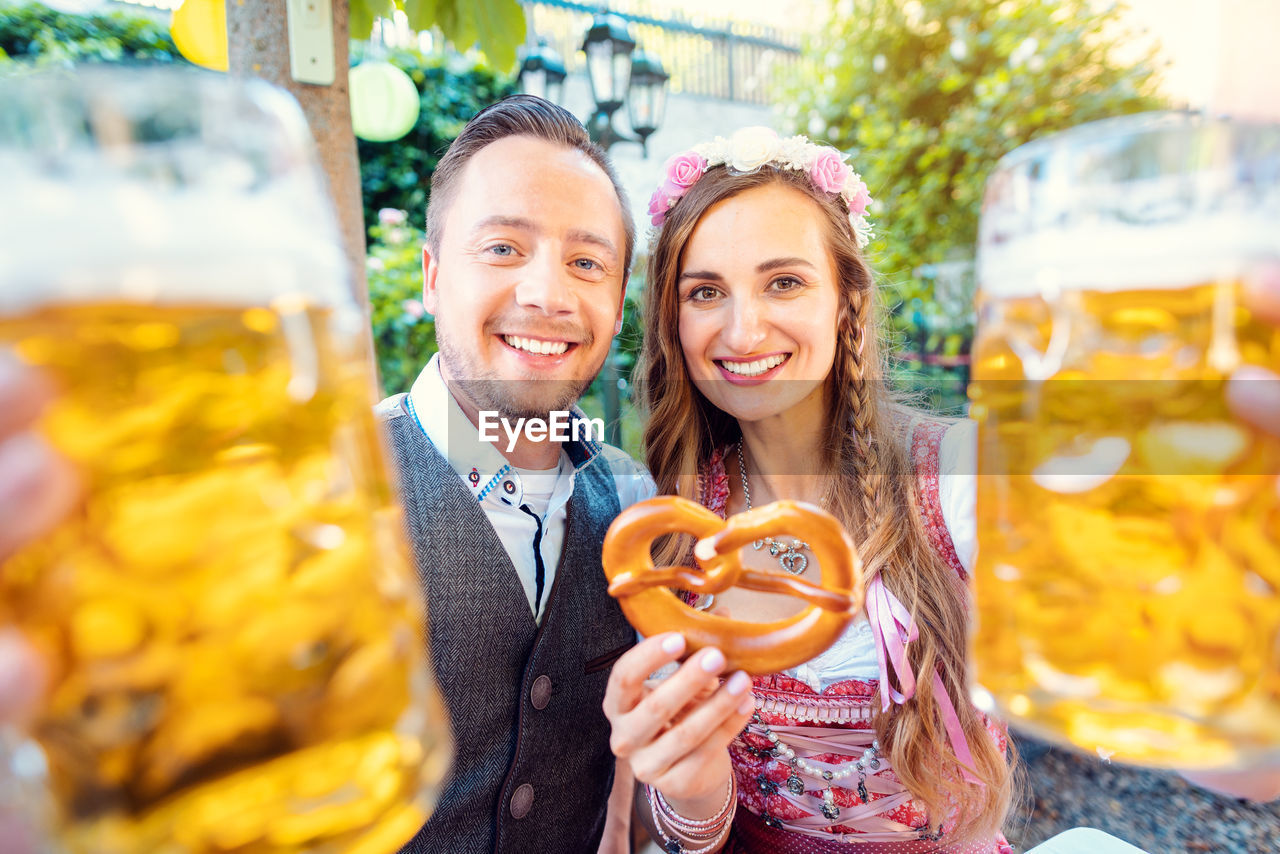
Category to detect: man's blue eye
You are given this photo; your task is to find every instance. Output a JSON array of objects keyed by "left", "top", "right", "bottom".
[
  {"left": 575, "top": 258, "right": 599, "bottom": 270},
  {"left": 490, "top": 244, "right": 513, "bottom": 256}
]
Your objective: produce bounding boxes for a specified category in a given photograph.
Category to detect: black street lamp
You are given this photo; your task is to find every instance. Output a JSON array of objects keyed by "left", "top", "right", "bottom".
[
  {"left": 516, "top": 39, "right": 567, "bottom": 105},
  {"left": 626, "top": 50, "right": 670, "bottom": 152},
  {"left": 518, "top": 12, "right": 669, "bottom": 156}
]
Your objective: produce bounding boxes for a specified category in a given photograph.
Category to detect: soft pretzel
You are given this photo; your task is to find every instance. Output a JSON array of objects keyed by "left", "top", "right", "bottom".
[{"left": 603, "top": 496, "right": 864, "bottom": 674}]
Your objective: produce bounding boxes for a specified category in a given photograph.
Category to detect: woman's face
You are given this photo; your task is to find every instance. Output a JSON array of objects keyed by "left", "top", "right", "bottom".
[{"left": 677, "top": 182, "right": 842, "bottom": 425}]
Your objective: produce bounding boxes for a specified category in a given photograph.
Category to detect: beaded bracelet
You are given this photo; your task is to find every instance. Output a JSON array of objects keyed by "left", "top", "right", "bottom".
[
  {"left": 654, "top": 779, "right": 736, "bottom": 834},
  {"left": 646, "top": 778, "right": 737, "bottom": 853},
  {"left": 648, "top": 795, "right": 731, "bottom": 853}
]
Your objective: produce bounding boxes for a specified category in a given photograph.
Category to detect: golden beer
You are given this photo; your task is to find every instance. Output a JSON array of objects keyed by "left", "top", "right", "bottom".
[
  {"left": 0, "top": 300, "right": 450, "bottom": 851},
  {"left": 970, "top": 113, "right": 1280, "bottom": 767},
  {"left": 0, "top": 70, "right": 450, "bottom": 851}
]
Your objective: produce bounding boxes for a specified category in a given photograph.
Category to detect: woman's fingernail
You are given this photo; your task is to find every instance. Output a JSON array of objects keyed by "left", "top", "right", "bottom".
[
  {"left": 738, "top": 695, "right": 756, "bottom": 715},
  {"left": 700, "top": 648, "right": 725, "bottom": 673},
  {"left": 726, "top": 671, "right": 751, "bottom": 696},
  {"left": 660, "top": 634, "right": 685, "bottom": 656}
]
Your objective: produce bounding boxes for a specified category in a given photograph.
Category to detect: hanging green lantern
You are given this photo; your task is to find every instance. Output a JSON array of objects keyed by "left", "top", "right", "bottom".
[{"left": 349, "top": 61, "right": 420, "bottom": 143}]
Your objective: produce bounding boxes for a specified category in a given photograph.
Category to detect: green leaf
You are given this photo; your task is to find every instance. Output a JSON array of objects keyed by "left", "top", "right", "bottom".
[
  {"left": 466, "top": 0, "right": 525, "bottom": 71},
  {"left": 402, "top": 0, "right": 441, "bottom": 33},
  {"left": 350, "top": 0, "right": 394, "bottom": 41},
  {"left": 411, "top": 0, "right": 524, "bottom": 72}
]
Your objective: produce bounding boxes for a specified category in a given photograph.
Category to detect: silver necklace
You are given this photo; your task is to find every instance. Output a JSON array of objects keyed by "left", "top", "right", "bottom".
[{"left": 737, "top": 440, "right": 810, "bottom": 575}]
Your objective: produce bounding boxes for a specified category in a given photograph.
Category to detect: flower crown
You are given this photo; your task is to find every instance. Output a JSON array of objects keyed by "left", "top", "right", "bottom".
[{"left": 647, "top": 126, "right": 875, "bottom": 248}]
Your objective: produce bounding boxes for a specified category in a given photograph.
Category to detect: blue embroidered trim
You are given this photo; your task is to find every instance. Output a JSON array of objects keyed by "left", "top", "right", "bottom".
[{"left": 405, "top": 392, "right": 511, "bottom": 505}]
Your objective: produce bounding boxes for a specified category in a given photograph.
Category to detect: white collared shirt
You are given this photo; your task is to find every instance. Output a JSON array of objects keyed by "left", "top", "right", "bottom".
[{"left": 406, "top": 355, "right": 656, "bottom": 622}]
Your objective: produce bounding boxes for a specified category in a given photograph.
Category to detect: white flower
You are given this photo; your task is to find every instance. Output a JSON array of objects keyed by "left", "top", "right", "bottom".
[
  {"left": 692, "top": 137, "right": 729, "bottom": 166},
  {"left": 776, "top": 135, "right": 816, "bottom": 170},
  {"left": 726, "top": 126, "right": 780, "bottom": 173},
  {"left": 852, "top": 215, "right": 874, "bottom": 249}
]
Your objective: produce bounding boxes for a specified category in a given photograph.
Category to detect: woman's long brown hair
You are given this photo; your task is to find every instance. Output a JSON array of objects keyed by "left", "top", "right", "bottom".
[{"left": 635, "top": 167, "right": 1015, "bottom": 841}]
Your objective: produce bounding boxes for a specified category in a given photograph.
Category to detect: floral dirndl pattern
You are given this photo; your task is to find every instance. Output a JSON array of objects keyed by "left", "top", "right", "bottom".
[{"left": 696, "top": 420, "right": 1012, "bottom": 854}]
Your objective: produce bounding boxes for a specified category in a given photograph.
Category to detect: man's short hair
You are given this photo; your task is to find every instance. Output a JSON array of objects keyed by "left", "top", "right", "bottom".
[{"left": 425, "top": 94, "right": 636, "bottom": 278}]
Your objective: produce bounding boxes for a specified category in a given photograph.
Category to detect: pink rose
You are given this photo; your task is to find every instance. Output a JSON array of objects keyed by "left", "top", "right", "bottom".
[
  {"left": 809, "top": 148, "right": 851, "bottom": 195},
  {"left": 664, "top": 151, "right": 706, "bottom": 189},
  {"left": 846, "top": 179, "right": 872, "bottom": 218}
]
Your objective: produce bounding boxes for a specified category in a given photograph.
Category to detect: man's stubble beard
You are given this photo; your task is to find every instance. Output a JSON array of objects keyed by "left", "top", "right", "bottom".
[{"left": 435, "top": 320, "right": 601, "bottom": 422}]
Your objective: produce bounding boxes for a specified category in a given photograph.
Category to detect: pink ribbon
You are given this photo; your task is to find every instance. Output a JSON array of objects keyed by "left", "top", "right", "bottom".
[
  {"left": 865, "top": 574, "right": 918, "bottom": 711},
  {"left": 865, "top": 575, "right": 982, "bottom": 785}
]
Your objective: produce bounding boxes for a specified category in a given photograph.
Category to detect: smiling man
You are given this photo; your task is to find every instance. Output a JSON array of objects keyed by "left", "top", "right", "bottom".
[{"left": 375, "top": 96, "right": 654, "bottom": 853}]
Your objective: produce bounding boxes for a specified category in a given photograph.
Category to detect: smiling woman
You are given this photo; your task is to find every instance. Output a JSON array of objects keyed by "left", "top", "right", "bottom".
[
  {"left": 676, "top": 184, "right": 841, "bottom": 422},
  {"left": 602, "top": 128, "right": 1016, "bottom": 854}
]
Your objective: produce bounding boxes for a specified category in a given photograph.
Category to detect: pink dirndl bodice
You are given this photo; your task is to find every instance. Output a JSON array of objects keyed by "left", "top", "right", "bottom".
[{"left": 697, "top": 419, "right": 1012, "bottom": 854}]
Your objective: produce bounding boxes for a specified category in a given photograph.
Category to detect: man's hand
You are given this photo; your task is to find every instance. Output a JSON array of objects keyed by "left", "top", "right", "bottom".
[
  {"left": 0, "top": 352, "right": 79, "bottom": 561},
  {"left": 0, "top": 350, "right": 78, "bottom": 852},
  {"left": 1226, "top": 268, "right": 1280, "bottom": 440},
  {"left": 1181, "top": 269, "right": 1280, "bottom": 803}
]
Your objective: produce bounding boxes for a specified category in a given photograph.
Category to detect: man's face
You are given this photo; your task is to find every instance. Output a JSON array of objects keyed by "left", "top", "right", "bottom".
[{"left": 424, "top": 135, "right": 627, "bottom": 422}]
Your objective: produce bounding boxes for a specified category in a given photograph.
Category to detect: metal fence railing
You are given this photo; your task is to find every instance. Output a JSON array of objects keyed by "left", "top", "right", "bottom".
[{"left": 524, "top": 0, "right": 805, "bottom": 105}]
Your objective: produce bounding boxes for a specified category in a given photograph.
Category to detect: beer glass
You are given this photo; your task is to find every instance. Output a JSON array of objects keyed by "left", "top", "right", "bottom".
[
  {"left": 0, "top": 69, "right": 450, "bottom": 850},
  {"left": 970, "top": 112, "right": 1280, "bottom": 768}
]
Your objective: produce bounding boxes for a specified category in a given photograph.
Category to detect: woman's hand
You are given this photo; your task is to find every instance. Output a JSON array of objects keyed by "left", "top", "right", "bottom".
[{"left": 602, "top": 633, "right": 754, "bottom": 822}]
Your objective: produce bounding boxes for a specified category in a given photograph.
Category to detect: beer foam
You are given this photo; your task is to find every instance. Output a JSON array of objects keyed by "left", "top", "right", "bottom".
[
  {"left": 0, "top": 166, "right": 353, "bottom": 313},
  {"left": 978, "top": 213, "right": 1279, "bottom": 298}
]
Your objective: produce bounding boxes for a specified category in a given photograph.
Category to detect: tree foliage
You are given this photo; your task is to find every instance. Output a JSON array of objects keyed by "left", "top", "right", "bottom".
[
  {"left": 349, "top": 0, "right": 525, "bottom": 70},
  {"left": 354, "top": 45, "right": 515, "bottom": 234},
  {"left": 792, "top": 0, "right": 1165, "bottom": 345},
  {"left": 365, "top": 212, "right": 438, "bottom": 395},
  {"left": 0, "top": 1, "right": 182, "bottom": 67}
]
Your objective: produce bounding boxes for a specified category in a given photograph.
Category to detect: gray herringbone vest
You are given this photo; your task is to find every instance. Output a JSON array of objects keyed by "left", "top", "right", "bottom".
[{"left": 378, "top": 395, "right": 636, "bottom": 854}]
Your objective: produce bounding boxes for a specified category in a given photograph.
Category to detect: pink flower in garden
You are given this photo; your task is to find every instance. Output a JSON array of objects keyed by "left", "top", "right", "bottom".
[
  {"left": 809, "top": 148, "right": 851, "bottom": 195},
  {"left": 664, "top": 151, "right": 706, "bottom": 189},
  {"left": 402, "top": 298, "right": 425, "bottom": 319},
  {"left": 378, "top": 208, "right": 407, "bottom": 226}
]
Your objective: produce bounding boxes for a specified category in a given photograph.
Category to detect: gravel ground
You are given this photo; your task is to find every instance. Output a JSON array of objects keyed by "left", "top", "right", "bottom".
[{"left": 1005, "top": 734, "right": 1280, "bottom": 853}]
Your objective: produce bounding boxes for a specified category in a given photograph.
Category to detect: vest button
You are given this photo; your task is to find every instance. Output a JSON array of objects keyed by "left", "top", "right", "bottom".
[
  {"left": 510, "top": 782, "right": 534, "bottom": 819},
  {"left": 530, "top": 675, "right": 553, "bottom": 710}
]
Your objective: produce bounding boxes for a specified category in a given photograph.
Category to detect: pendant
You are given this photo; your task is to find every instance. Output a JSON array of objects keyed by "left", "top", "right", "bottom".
[
  {"left": 753, "top": 537, "right": 808, "bottom": 575},
  {"left": 786, "top": 774, "right": 805, "bottom": 796},
  {"left": 779, "top": 549, "right": 807, "bottom": 574},
  {"left": 857, "top": 779, "right": 869, "bottom": 803},
  {"left": 820, "top": 788, "right": 840, "bottom": 820}
]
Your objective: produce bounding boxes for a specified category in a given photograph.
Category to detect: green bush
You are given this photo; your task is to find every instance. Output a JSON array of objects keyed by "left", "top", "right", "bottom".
[
  {"left": 791, "top": 0, "right": 1166, "bottom": 396},
  {"left": 0, "top": 1, "right": 182, "bottom": 67},
  {"left": 353, "top": 45, "right": 516, "bottom": 234},
  {"left": 366, "top": 210, "right": 437, "bottom": 396}
]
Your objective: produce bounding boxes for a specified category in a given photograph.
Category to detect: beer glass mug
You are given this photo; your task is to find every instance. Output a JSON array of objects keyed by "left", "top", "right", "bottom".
[
  {"left": 970, "top": 112, "right": 1280, "bottom": 767},
  {"left": 0, "top": 69, "right": 450, "bottom": 850}
]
